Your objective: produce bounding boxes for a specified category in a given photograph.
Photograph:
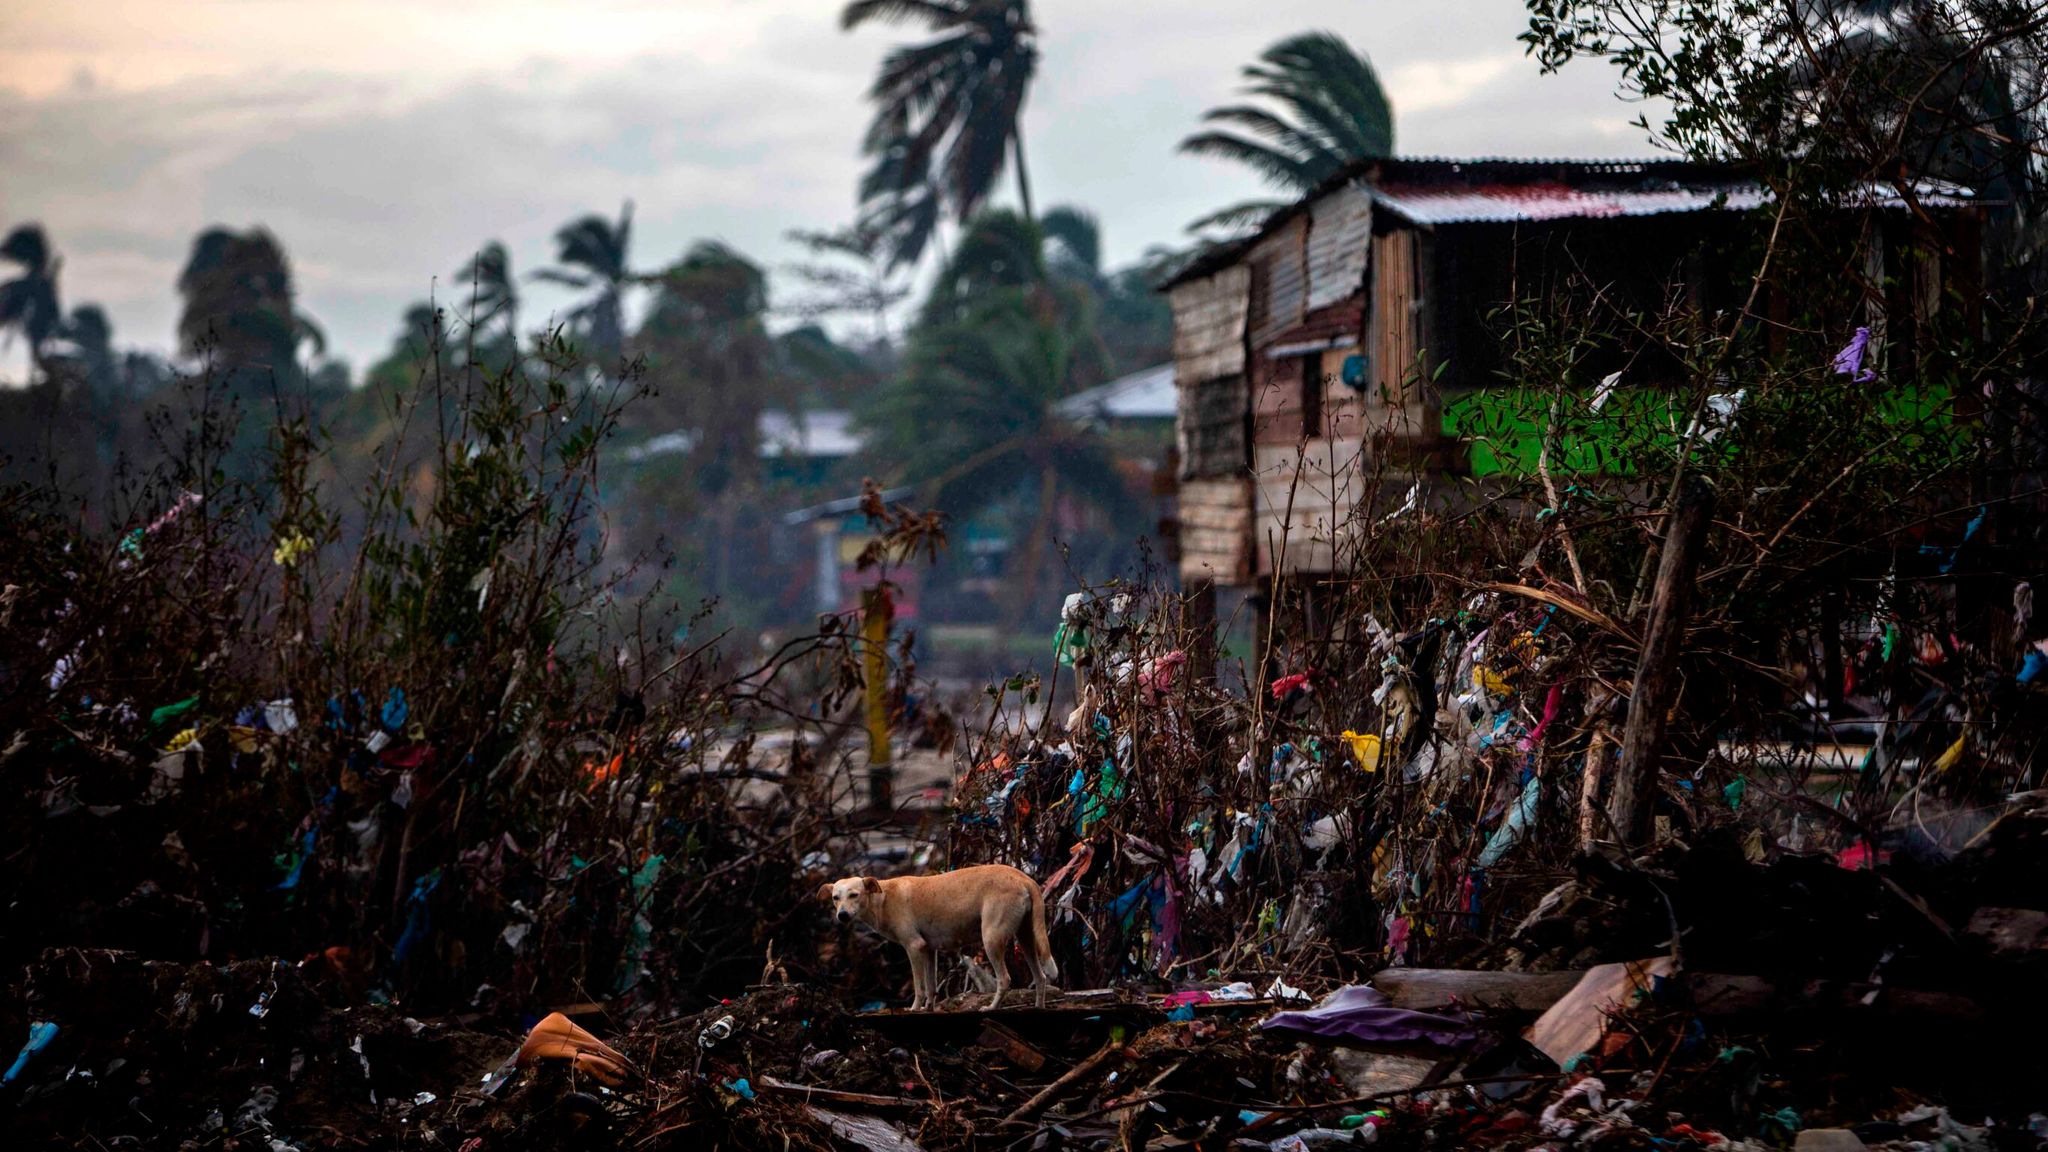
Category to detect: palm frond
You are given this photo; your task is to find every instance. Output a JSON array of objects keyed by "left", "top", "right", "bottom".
[
  {"left": 1179, "top": 129, "right": 1325, "bottom": 189},
  {"left": 840, "top": 0, "right": 967, "bottom": 32},
  {"left": 1196, "top": 103, "right": 1350, "bottom": 179},
  {"left": 1183, "top": 200, "right": 1288, "bottom": 235},
  {"left": 1, "top": 225, "right": 50, "bottom": 272},
  {"left": 530, "top": 268, "right": 596, "bottom": 289},
  {"left": 1040, "top": 205, "right": 1101, "bottom": 275}
]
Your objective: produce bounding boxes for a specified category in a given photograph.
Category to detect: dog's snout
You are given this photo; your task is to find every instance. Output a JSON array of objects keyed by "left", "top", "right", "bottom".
[{"left": 836, "top": 910, "right": 852, "bottom": 922}]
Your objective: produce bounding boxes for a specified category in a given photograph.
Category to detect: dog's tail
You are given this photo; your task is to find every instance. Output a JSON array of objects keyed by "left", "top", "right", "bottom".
[{"left": 1029, "top": 882, "right": 1059, "bottom": 983}]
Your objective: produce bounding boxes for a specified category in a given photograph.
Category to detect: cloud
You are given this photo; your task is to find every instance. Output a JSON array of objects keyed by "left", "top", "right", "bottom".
[{"left": 0, "top": 0, "right": 1657, "bottom": 370}]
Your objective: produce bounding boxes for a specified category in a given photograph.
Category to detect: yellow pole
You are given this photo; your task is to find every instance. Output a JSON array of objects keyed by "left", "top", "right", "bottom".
[{"left": 861, "top": 583, "right": 894, "bottom": 814}]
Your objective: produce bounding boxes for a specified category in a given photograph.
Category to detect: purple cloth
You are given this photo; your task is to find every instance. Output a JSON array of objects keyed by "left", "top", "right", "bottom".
[
  {"left": 1259, "top": 985, "right": 1477, "bottom": 1048},
  {"left": 1831, "top": 326, "right": 1876, "bottom": 383}
]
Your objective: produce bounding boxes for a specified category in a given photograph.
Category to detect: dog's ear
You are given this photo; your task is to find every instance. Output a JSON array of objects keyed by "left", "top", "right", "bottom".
[
  {"left": 862, "top": 876, "right": 881, "bottom": 894},
  {"left": 816, "top": 882, "right": 834, "bottom": 902}
]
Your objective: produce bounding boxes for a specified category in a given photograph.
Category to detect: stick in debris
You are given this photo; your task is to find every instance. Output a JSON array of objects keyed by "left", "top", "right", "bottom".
[
  {"left": 1001, "top": 1040, "right": 1122, "bottom": 1126},
  {"left": 1608, "top": 474, "right": 1714, "bottom": 847}
]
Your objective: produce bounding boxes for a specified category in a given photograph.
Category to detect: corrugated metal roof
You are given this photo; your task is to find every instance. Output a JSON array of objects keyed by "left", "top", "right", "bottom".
[
  {"left": 1371, "top": 179, "right": 1975, "bottom": 226},
  {"left": 1056, "top": 363, "right": 1176, "bottom": 422},
  {"left": 1371, "top": 181, "right": 1768, "bottom": 225},
  {"left": 759, "top": 409, "right": 862, "bottom": 459},
  {"left": 1161, "top": 155, "right": 1984, "bottom": 288},
  {"left": 622, "top": 409, "right": 864, "bottom": 463}
]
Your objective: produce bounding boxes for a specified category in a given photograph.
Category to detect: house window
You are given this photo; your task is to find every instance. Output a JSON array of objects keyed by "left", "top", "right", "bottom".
[{"left": 1301, "top": 355, "right": 1323, "bottom": 440}]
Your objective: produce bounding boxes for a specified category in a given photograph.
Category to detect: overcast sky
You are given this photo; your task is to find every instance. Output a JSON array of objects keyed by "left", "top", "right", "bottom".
[{"left": 0, "top": 0, "right": 1656, "bottom": 378}]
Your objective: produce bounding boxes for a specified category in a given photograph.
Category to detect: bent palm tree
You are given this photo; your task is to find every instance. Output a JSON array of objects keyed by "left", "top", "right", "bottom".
[
  {"left": 536, "top": 203, "right": 634, "bottom": 373},
  {"left": 1180, "top": 31, "right": 1395, "bottom": 233},
  {"left": 176, "top": 226, "right": 322, "bottom": 390},
  {"left": 843, "top": 0, "right": 1040, "bottom": 267},
  {"left": 861, "top": 305, "right": 1135, "bottom": 625},
  {"left": 458, "top": 241, "right": 519, "bottom": 342},
  {"left": 0, "top": 225, "right": 63, "bottom": 382}
]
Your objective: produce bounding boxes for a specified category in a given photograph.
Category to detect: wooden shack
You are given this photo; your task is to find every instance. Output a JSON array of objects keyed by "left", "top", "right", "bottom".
[{"left": 1161, "top": 156, "right": 1984, "bottom": 606}]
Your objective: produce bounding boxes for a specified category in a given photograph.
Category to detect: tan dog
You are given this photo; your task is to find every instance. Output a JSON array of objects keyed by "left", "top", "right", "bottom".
[{"left": 820, "top": 864, "right": 1059, "bottom": 1010}]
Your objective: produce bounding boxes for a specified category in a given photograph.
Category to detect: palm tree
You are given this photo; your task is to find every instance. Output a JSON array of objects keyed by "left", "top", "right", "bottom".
[
  {"left": 1039, "top": 205, "right": 1103, "bottom": 288},
  {"left": 627, "top": 241, "right": 786, "bottom": 598},
  {"left": 1038, "top": 208, "right": 1174, "bottom": 377},
  {"left": 535, "top": 203, "right": 634, "bottom": 373},
  {"left": 457, "top": 241, "right": 519, "bottom": 343},
  {"left": 860, "top": 303, "right": 1135, "bottom": 625},
  {"left": 0, "top": 225, "right": 63, "bottom": 383},
  {"left": 635, "top": 241, "right": 779, "bottom": 496},
  {"left": 176, "top": 226, "right": 324, "bottom": 390},
  {"left": 843, "top": 0, "right": 1040, "bottom": 267},
  {"left": 1180, "top": 31, "right": 1396, "bottom": 233}
]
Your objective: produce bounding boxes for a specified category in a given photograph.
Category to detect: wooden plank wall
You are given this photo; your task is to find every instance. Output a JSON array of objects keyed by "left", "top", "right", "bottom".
[
  {"left": 1370, "top": 228, "right": 1418, "bottom": 404},
  {"left": 1178, "top": 476, "right": 1254, "bottom": 585},
  {"left": 1248, "top": 217, "right": 1309, "bottom": 351},
  {"left": 1178, "top": 373, "right": 1248, "bottom": 480},
  {"left": 1169, "top": 266, "right": 1250, "bottom": 383},
  {"left": 1252, "top": 438, "right": 1370, "bottom": 576},
  {"left": 1171, "top": 265, "right": 1253, "bottom": 484},
  {"left": 1251, "top": 354, "right": 1307, "bottom": 445},
  {"left": 1322, "top": 344, "right": 1370, "bottom": 440},
  {"left": 1367, "top": 228, "right": 1438, "bottom": 454}
]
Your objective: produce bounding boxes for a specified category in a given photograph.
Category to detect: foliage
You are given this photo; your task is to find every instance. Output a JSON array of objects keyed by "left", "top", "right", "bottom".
[
  {"left": 534, "top": 202, "right": 635, "bottom": 375},
  {"left": 0, "top": 328, "right": 895, "bottom": 1009},
  {"left": 0, "top": 224, "right": 63, "bottom": 375},
  {"left": 784, "top": 221, "right": 912, "bottom": 343},
  {"left": 844, "top": 0, "right": 1041, "bottom": 268},
  {"left": 176, "top": 226, "right": 323, "bottom": 394},
  {"left": 1521, "top": 0, "right": 2047, "bottom": 292},
  {"left": 1180, "top": 31, "right": 1397, "bottom": 235}
]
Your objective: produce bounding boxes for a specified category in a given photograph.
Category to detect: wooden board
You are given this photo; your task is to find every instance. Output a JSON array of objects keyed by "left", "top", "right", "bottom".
[
  {"left": 1177, "top": 476, "right": 1252, "bottom": 585},
  {"left": 1524, "top": 957, "right": 1674, "bottom": 1066},
  {"left": 1251, "top": 354, "right": 1311, "bottom": 445},
  {"left": 1371, "top": 968, "right": 1588, "bottom": 1012},
  {"left": 1253, "top": 438, "right": 1369, "bottom": 576},
  {"left": 1170, "top": 265, "right": 1251, "bottom": 383},
  {"left": 1248, "top": 217, "right": 1309, "bottom": 351},
  {"left": 1364, "top": 227, "right": 1440, "bottom": 456}
]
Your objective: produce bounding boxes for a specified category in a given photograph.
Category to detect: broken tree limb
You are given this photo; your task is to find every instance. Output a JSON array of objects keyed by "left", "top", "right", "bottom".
[
  {"left": 1579, "top": 722, "right": 1615, "bottom": 851},
  {"left": 1001, "top": 1040, "right": 1122, "bottom": 1126},
  {"left": 1608, "top": 474, "right": 1715, "bottom": 848}
]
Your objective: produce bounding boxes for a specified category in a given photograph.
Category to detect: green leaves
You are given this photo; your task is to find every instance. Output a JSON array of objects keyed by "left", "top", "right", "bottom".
[{"left": 1179, "top": 30, "right": 1395, "bottom": 230}]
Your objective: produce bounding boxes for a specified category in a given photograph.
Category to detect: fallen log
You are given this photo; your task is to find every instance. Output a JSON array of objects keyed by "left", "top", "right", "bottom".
[{"left": 1371, "top": 968, "right": 1587, "bottom": 1012}]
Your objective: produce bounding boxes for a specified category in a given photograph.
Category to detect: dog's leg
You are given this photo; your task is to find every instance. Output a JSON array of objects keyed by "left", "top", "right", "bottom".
[
  {"left": 921, "top": 947, "right": 942, "bottom": 1010},
  {"left": 980, "top": 922, "right": 1013, "bottom": 1011},
  {"left": 906, "top": 939, "right": 931, "bottom": 1010}
]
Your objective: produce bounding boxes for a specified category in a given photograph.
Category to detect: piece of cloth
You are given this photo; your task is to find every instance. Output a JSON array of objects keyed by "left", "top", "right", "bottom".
[
  {"left": 1831, "top": 326, "right": 1876, "bottom": 383},
  {"left": 1259, "top": 985, "right": 1476, "bottom": 1048}
]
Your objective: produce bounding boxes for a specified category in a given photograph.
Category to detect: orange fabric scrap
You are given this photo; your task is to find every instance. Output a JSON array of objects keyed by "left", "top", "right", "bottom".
[{"left": 514, "top": 1012, "right": 634, "bottom": 1086}]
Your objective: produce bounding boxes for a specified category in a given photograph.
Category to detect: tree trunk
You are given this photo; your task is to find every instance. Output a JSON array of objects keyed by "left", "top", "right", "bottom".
[
  {"left": 1607, "top": 474, "right": 1715, "bottom": 849},
  {"left": 1003, "top": 462, "right": 1058, "bottom": 632},
  {"left": 1011, "top": 131, "right": 1036, "bottom": 225}
]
